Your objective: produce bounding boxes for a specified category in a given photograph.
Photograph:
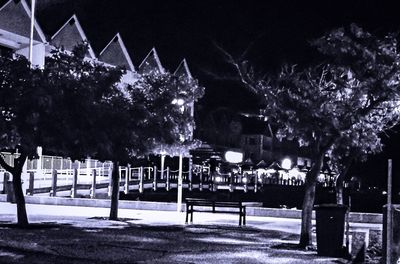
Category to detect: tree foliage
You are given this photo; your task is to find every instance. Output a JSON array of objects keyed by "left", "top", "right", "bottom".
[
  {"left": 218, "top": 24, "right": 400, "bottom": 247},
  {"left": 0, "top": 43, "right": 204, "bottom": 224},
  {"left": 141, "top": 72, "right": 204, "bottom": 156}
]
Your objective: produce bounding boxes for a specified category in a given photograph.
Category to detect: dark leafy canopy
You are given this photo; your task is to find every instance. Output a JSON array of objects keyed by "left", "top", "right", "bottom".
[
  {"left": 0, "top": 44, "right": 130, "bottom": 161},
  {"left": 135, "top": 73, "right": 204, "bottom": 156},
  {"left": 262, "top": 24, "right": 400, "bottom": 160},
  {"left": 0, "top": 44, "right": 203, "bottom": 162},
  {"left": 0, "top": 54, "right": 36, "bottom": 153},
  {"left": 232, "top": 24, "right": 400, "bottom": 247},
  {"left": 39, "top": 45, "right": 127, "bottom": 161}
]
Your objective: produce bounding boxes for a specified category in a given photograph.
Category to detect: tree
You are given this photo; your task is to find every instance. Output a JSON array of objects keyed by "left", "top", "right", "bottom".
[
  {"left": 0, "top": 43, "right": 205, "bottom": 224},
  {"left": 217, "top": 24, "right": 400, "bottom": 247},
  {"left": 0, "top": 44, "right": 124, "bottom": 226},
  {"left": 107, "top": 72, "right": 204, "bottom": 219}
]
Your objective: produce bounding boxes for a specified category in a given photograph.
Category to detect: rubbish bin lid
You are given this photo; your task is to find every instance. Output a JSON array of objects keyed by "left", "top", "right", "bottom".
[{"left": 314, "top": 204, "right": 348, "bottom": 210}]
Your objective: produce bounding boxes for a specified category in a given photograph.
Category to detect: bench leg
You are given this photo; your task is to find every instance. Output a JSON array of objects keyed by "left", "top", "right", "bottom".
[
  {"left": 239, "top": 207, "right": 242, "bottom": 226},
  {"left": 185, "top": 204, "right": 189, "bottom": 224},
  {"left": 190, "top": 205, "right": 193, "bottom": 223},
  {"left": 243, "top": 207, "right": 246, "bottom": 226}
]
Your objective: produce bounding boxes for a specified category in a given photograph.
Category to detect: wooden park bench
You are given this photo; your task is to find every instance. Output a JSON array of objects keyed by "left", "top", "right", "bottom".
[{"left": 185, "top": 198, "right": 246, "bottom": 226}]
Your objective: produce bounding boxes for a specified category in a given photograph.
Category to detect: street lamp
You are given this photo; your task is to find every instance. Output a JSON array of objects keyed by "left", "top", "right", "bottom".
[
  {"left": 281, "top": 158, "right": 292, "bottom": 170},
  {"left": 172, "top": 97, "right": 188, "bottom": 212}
]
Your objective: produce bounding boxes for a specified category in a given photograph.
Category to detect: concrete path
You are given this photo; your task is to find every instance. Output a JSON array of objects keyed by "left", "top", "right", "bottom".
[{"left": 0, "top": 202, "right": 382, "bottom": 263}]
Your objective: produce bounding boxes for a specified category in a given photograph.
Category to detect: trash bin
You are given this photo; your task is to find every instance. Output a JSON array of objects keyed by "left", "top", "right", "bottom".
[
  {"left": 314, "top": 204, "right": 348, "bottom": 257},
  {"left": 383, "top": 204, "right": 400, "bottom": 263}
]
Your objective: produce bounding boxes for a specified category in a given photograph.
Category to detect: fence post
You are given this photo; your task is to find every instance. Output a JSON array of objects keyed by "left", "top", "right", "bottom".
[
  {"left": 160, "top": 154, "right": 165, "bottom": 180},
  {"left": 166, "top": 167, "right": 170, "bottom": 191},
  {"left": 199, "top": 170, "right": 203, "bottom": 191},
  {"left": 229, "top": 173, "right": 234, "bottom": 192},
  {"left": 108, "top": 166, "right": 112, "bottom": 197},
  {"left": 254, "top": 172, "right": 258, "bottom": 193},
  {"left": 124, "top": 165, "right": 130, "bottom": 194},
  {"left": 211, "top": 172, "right": 215, "bottom": 192},
  {"left": 139, "top": 166, "right": 144, "bottom": 193},
  {"left": 28, "top": 172, "right": 34, "bottom": 196},
  {"left": 153, "top": 165, "right": 157, "bottom": 191},
  {"left": 90, "top": 169, "right": 97, "bottom": 198},
  {"left": 188, "top": 157, "right": 193, "bottom": 191},
  {"left": 243, "top": 175, "right": 248, "bottom": 193},
  {"left": 50, "top": 169, "right": 57, "bottom": 197},
  {"left": 3, "top": 172, "right": 9, "bottom": 194},
  {"left": 71, "top": 168, "right": 78, "bottom": 198}
]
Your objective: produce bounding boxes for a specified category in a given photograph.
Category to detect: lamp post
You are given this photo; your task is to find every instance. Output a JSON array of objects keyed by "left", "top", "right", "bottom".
[
  {"left": 172, "top": 98, "right": 186, "bottom": 212},
  {"left": 29, "top": 0, "right": 36, "bottom": 67}
]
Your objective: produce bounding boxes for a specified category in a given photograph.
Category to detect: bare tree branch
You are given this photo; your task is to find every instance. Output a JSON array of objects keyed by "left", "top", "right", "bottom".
[{"left": 213, "top": 41, "right": 260, "bottom": 94}]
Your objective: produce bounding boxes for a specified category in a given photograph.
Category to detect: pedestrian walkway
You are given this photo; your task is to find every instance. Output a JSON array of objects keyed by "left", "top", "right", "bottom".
[
  {"left": 0, "top": 202, "right": 381, "bottom": 231},
  {"left": 0, "top": 202, "right": 381, "bottom": 263}
]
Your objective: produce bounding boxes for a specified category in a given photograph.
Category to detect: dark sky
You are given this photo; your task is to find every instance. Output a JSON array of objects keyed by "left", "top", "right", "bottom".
[
  {"left": 35, "top": 0, "right": 400, "bottom": 67},
  {"left": 33, "top": 0, "right": 400, "bottom": 187},
  {"left": 34, "top": 0, "right": 400, "bottom": 111}
]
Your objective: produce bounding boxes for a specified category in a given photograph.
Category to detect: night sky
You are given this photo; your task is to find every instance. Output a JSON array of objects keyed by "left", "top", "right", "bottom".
[
  {"left": 34, "top": 1, "right": 400, "bottom": 109},
  {"left": 32, "top": 0, "right": 400, "bottom": 188}
]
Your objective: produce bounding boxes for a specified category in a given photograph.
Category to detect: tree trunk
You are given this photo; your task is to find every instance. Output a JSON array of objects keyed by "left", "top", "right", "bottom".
[
  {"left": 0, "top": 152, "right": 29, "bottom": 227},
  {"left": 12, "top": 167, "right": 29, "bottom": 227},
  {"left": 335, "top": 157, "right": 353, "bottom": 205},
  {"left": 299, "top": 153, "right": 324, "bottom": 248},
  {"left": 109, "top": 161, "right": 120, "bottom": 220}
]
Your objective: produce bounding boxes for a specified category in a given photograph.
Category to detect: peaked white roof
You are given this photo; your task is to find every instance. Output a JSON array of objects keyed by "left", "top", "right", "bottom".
[
  {"left": 138, "top": 47, "right": 164, "bottom": 74},
  {"left": 50, "top": 14, "right": 96, "bottom": 59},
  {"left": 174, "top": 58, "right": 193, "bottom": 80},
  {"left": 0, "top": 0, "right": 46, "bottom": 43},
  {"left": 99, "top": 33, "right": 135, "bottom": 71}
]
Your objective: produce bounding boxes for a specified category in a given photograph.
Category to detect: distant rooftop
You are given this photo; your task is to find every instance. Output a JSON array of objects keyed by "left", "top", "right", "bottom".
[
  {"left": 99, "top": 33, "right": 134, "bottom": 71},
  {"left": 50, "top": 15, "right": 96, "bottom": 58}
]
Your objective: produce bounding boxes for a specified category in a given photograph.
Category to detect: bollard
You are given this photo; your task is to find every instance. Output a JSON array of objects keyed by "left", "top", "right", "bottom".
[
  {"left": 90, "top": 169, "right": 97, "bottom": 198},
  {"left": 50, "top": 169, "right": 57, "bottom": 197}
]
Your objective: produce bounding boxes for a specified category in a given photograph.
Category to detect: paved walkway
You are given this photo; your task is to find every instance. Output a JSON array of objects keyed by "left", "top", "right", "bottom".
[{"left": 0, "top": 202, "right": 382, "bottom": 263}]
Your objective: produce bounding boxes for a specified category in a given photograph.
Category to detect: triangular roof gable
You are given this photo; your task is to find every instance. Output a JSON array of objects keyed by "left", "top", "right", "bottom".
[
  {"left": 50, "top": 14, "right": 96, "bottom": 59},
  {"left": 0, "top": 0, "right": 46, "bottom": 42},
  {"left": 99, "top": 33, "right": 134, "bottom": 71},
  {"left": 138, "top": 47, "right": 164, "bottom": 74},
  {"left": 174, "top": 59, "right": 193, "bottom": 80}
]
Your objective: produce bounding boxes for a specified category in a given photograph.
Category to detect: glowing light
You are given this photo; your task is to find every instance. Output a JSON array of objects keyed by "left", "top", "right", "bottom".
[
  {"left": 242, "top": 177, "right": 248, "bottom": 183},
  {"left": 281, "top": 158, "right": 292, "bottom": 170},
  {"left": 215, "top": 176, "right": 222, "bottom": 183},
  {"left": 172, "top": 98, "right": 185, "bottom": 106},
  {"left": 224, "top": 151, "right": 243, "bottom": 164}
]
